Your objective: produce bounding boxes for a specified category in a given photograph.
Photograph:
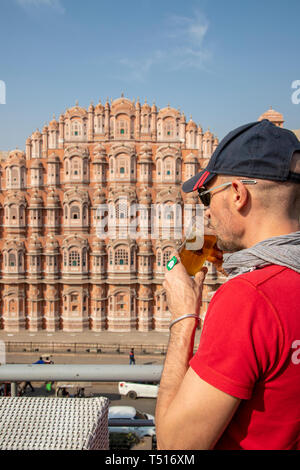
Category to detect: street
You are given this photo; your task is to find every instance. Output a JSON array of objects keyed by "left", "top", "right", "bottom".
[{"left": 4, "top": 352, "right": 161, "bottom": 416}]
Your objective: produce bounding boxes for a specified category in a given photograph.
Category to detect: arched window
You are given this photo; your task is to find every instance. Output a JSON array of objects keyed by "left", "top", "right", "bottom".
[
  {"left": 116, "top": 154, "right": 129, "bottom": 178},
  {"left": 115, "top": 248, "right": 128, "bottom": 265},
  {"left": 116, "top": 293, "right": 125, "bottom": 310},
  {"left": 12, "top": 167, "right": 19, "bottom": 184},
  {"left": 71, "top": 121, "right": 81, "bottom": 137},
  {"left": 164, "top": 119, "right": 174, "bottom": 139},
  {"left": 116, "top": 118, "right": 129, "bottom": 137},
  {"left": 9, "top": 253, "right": 16, "bottom": 267},
  {"left": 11, "top": 206, "right": 17, "bottom": 221},
  {"left": 157, "top": 160, "right": 162, "bottom": 177},
  {"left": 164, "top": 157, "right": 173, "bottom": 178},
  {"left": 69, "top": 251, "right": 80, "bottom": 267},
  {"left": 71, "top": 157, "right": 81, "bottom": 178},
  {"left": 163, "top": 250, "right": 172, "bottom": 267},
  {"left": 70, "top": 205, "right": 80, "bottom": 220},
  {"left": 116, "top": 200, "right": 128, "bottom": 220}
]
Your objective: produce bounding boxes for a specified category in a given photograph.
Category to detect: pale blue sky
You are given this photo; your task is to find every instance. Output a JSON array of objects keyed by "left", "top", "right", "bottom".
[{"left": 0, "top": 0, "right": 300, "bottom": 150}]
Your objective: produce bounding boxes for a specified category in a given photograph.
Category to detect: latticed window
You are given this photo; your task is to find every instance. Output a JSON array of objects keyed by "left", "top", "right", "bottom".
[
  {"left": 117, "top": 294, "right": 125, "bottom": 309},
  {"left": 12, "top": 168, "right": 18, "bottom": 184},
  {"left": 164, "top": 121, "right": 174, "bottom": 138},
  {"left": 71, "top": 121, "right": 81, "bottom": 136},
  {"left": 157, "top": 251, "right": 161, "bottom": 266},
  {"left": 9, "top": 253, "right": 16, "bottom": 267},
  {"left": 163, "top": 250, "right": 172, "bottom": 267},
  {"left": 116, "top": 201, "right": 128, "bottom": 220},
  {"left": 69, "top": 251, "right": 80, "bottom": 267},
  {"left": 117, "top": 120, "right": 128, "bottom": 136},
  {"left": 115, "top": 248, "right": 128, "bottom": 265}
]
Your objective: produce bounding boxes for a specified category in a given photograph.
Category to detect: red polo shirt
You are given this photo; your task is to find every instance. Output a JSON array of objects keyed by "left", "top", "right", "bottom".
[{"left": 189, "top": 265, "right": 300, "bottom": 450}]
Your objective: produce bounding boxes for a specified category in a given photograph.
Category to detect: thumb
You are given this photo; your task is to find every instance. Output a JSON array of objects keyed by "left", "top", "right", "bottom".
[{"left": 194, "top": 267, "right": 208, "bottom": 286}]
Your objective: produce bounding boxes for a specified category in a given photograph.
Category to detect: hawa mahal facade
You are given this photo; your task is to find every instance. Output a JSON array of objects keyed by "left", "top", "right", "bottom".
[{"left": 0, "top": 95, "right": 227, "bottom": 333}]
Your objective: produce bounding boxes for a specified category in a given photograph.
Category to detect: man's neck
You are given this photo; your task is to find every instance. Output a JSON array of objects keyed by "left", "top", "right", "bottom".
[{"left": 243, "top": 219, "right": 300, "bottom": 249}]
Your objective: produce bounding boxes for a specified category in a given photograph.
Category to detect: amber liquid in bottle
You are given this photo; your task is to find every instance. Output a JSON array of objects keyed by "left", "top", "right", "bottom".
[{"left": 179, "top": 234, "right": 218, "bottom": 276}]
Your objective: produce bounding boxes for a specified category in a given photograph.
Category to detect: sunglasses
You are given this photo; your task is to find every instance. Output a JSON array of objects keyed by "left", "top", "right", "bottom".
[{"left": 197, "top": 179, "right": 257, "bottom": 207}]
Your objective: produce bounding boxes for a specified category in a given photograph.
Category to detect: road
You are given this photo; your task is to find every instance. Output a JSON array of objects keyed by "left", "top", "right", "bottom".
[{"left": 4, "top": 352, "right": 161, "bottom": 416}]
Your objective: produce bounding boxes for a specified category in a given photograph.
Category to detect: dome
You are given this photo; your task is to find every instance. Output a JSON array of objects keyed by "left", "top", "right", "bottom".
[
  {"left": 47, "top": 153, "right": 60, "bottom": 163},
  {"left": 32, "top": 129, "right": 42, "bottom": 139},
  {"left": 93, "top": 143, "right": 106, "bottom": 155},
  {"left": 92, "top": 239, "right": 106, "bottom": 252},
  {"left": 141, "top": 99, "right": 151, "bottom": 113},
  {"left": 29, "top": 191, "right": 43, "bottom": 207},
  {"left": 138, "top": 187, "right": 152, "bottom": 204},
  {"left": 204, "top": 129, "right": 213, "bottom": 138},
  {"left": 48, "top": 115, "right": 59, "bottom": 130},
  {"left": 184, "top": 152, "right": 198, "bottom": 163},
  {"left": 47, "top": 189, "right": 60, "bottom": 206},
  {"left": 30, "top": 160, "right": 43, "bottom": 169},
  {"left": 158, "top": 106, "right": 181, "bottom": 119},
  {"left": 8, "top": 149, "right": 25, "bottom": 160},
  {"left": 28, "top": 235, "right": 42, "bottom": 252},
  {"left": 140, "top": 143, "right": 152, "bottom": 153},
  {"left": 111, "top": 96, "right": 135, "bottom": 114},
  {"left": 93, "top": 188, "right": 106, "bottom": 205},
  {"left": 186, "top": 117, "right": 197, "bottom": 130},
  {"left": 45, "top": 235, "right": 59, "bottom": 252},
  {"left": 138, "top": 240, "right": 153, "bottom": 254},
  {"left": 65, "top": 102, "right": 88, "bottom": 119},
  {"left": 258, "top": 107, "right": 284, "bottom": 126},
  {"left": 151, "top": 102, "right": 157, "bottom": 113},
  {"left": 95, "top": 100, "right": 104, "bottom": 114}
]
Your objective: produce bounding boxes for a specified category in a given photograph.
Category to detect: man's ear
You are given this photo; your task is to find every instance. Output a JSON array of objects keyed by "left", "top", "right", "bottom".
[{"left": 231, "top": 180, "right": 249, "bottom": 209}]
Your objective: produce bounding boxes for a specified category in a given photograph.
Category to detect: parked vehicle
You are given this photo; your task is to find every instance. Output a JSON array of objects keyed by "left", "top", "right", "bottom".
[
  {"left": 118, "top": 381, "right": 159, "bottom": 399},
  {"left": 55, "top": 381, "right": 93, "bottom": 397},
  {"left": 108, "top": 406, "right": 155, "bottom": 438}
]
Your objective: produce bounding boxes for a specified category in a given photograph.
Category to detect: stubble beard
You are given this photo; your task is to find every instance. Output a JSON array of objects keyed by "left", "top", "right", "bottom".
[{"left": 216, "top": 237, "right": 245, "bottom": 253}]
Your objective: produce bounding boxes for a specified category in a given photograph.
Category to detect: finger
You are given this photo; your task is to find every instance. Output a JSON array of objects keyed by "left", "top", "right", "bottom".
[{"left": 194, "top": 267, "right": 208, "bottom": 285}]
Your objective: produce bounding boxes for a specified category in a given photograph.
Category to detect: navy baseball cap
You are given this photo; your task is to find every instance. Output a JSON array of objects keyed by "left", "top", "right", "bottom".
[{"left": 182, "top": 119, "right": 300, "bottom": 193}]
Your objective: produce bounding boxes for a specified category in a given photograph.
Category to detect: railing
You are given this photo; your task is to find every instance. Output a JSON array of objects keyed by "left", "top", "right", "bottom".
[
  {"left": 0, "top": 364, "right": 162, "bottom": 384},
  {"left": 5, "top": 342, "right": 169, "bottom": 355},
  {"left": 0, "top": 364, "right": 161, "bottom": 429}
]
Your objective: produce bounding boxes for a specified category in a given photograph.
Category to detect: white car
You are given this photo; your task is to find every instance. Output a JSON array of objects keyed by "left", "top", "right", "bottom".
[
  {"left": 108, "top": 406, "right": 156, "bottom": 438},
  {"left": 118, "top": 381, "right": 159, "bottom": 399}
]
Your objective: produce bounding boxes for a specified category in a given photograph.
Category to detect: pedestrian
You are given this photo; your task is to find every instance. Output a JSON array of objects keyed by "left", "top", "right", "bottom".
[
  {"left": 23, "top": 381, "right": 35, "bottom": 393},
  {"left": 129, "top": 348, "right": 135, "bottom": 365},
  {"left": 33, "top": 357, "right": 45, "bottom": 365},
  {"left": 156, "top": 120, "right": 300, "bottom": 450},
  {"left": 43, "top": 356, "right": 54, "bottom": 392}
]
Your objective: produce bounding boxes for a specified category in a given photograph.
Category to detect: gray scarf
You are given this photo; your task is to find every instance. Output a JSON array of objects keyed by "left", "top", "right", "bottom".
[{"left": 222, "top": 231, "right": 300, "bottom": 279}]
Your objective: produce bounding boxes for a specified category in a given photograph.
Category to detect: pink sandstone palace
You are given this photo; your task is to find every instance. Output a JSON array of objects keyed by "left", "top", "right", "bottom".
[{"left": 0, "top": 99, "right": 286, "bottom": 333}]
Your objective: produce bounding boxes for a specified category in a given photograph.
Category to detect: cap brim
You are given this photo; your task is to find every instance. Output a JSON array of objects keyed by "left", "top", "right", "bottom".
[{"left": 182, "top": 169, "right": 216, "bottom": 193}]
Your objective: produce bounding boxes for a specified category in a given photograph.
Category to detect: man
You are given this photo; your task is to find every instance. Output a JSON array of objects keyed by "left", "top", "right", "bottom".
[
  {"left": 129, "top": 348, "right": 136, "bottom": 365},
  {"left": 155, "top": 120, "right": 300, "bottom": 450},
  {"left": 33, "top": 357, "right": 45, "bottom": 365}
]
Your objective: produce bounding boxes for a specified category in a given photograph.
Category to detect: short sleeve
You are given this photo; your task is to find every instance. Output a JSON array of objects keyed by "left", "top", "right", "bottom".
[{"left": 189, "top": 278, "right": 283, "bottom": 400}]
